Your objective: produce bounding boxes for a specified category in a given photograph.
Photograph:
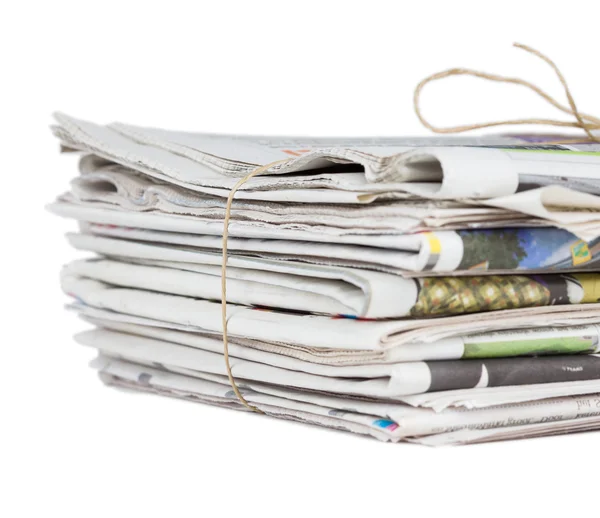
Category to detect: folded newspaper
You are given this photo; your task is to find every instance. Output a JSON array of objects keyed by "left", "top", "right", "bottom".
[{"left": 49, "top": 113, "right": 600, "bottom": 445}]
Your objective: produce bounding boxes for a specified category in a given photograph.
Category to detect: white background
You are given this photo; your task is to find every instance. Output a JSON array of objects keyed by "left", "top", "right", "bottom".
[{"left": 2, "top": 1, "right": 599, "bottom": 516}]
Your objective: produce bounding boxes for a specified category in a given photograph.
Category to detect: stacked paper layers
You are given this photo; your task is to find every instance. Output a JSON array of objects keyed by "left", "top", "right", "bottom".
[{"left": 49, "top": 114, "right": 600, "bottom": 445}]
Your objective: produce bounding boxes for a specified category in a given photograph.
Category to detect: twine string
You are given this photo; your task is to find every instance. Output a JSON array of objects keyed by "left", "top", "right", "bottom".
[
  {"left": 414, "top": 43, "right": 600, "bottom": 143},
  {"left": 221, "top": 159, "right": 289, "bottom": 413},
  {"left": 222, "top": 44, "right": 599, "bottom": 413}
]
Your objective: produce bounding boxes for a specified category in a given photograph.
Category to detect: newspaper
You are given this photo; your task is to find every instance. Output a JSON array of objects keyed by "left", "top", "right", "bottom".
[
  {"left": 50, "top": 189, "right": 600, "bottom": 243},
  {"left": 96, "top": 358, "right": 397, "bottom": 442},
  {"left": 77, "top": 327, "right": 600, "bottom": 398},
  {"left": 63, "top": 257, "right": 600, "bottom": 319},
  {"left": 69, "top": 166, "right": 516, "bottom": 231},
  {"left": 92, "top": 354, "right": 600, "bottom": 445},
  {"left": 77, "top": 162, "right": 597, "bottom": 241},
  {"left": 63, "top": 256, "right": 414, "bottom": 319},
  {"left": 83, "top": 315, "right": 600, "bottom": 364},
  {"left": 49, "top": 199, "right": 540, "bottom": 248},
  {"left": 50, "top": 113, "right": 600, "bottom": 239},
  {"left": 61, "top": 272, "right": 600, "bottom": 350},
  {"left": 70, "top": 224, "right": 600, "bottom": 277},
  {"left": 55, "top": 113, "right": 600, "bottom": 197}
]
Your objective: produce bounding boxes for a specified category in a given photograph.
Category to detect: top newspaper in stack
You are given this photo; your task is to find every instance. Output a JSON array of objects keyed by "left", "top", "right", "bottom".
[{"left": 50, "top": 115, "right": 600, "bottom": 269}]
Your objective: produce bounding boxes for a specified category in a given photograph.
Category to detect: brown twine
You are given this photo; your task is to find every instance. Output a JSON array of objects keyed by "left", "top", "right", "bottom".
[
  {"left": 221, "top": 159, "right": 289, "bottom": 413},
  {"left": 414, "top": 43, "right": 600, "bottom": 144},
  {"left": 222, "top": 44, "right": 599, "bottom": 413}
]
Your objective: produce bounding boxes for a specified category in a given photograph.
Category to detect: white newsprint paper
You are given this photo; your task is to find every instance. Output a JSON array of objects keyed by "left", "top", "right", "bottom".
[{"left": 49, "top": 113, "right": 600, "bottom": 445}]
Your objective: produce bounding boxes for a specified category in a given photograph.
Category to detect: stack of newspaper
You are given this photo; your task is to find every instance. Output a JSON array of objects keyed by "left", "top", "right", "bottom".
[{"left": 49, "top": 113, "right": 600, "bottom": 445}]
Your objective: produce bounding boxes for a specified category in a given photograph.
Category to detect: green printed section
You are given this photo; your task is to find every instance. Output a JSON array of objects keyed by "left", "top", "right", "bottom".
[{"left": 463, "top": 335, "right": 599, "bottom": 359}]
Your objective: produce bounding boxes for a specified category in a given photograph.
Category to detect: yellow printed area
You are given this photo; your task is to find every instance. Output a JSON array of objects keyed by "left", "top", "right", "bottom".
[
  {"left": 571, "top": 241, "right": 592, "bottom": 266},
  {"left": 425, "top": 232, "right": 441, "bottom": 254},
  {"left": 573, "top": 274, "right": 600, "bottom": 303}
]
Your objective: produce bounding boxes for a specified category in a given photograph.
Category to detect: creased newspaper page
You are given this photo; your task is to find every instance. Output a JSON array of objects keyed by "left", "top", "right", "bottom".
[
  {"left": 49, "top": 199, "right": 539, "bottom": 246},
  {"left": 76, "top": 328, "right": 600, "bottom": 398},
  {"left": 61, "top": 273, "right": 600, "bottom": 349},
  {"left": 63, "top": 257, "right": 413, "bottom": 318},
  {"left": 92, "top": 355, "right": 600, "bottom": 446},
  {"left": 55, "top": 114, "right": 600, "bottom": 197},
  {"left": 49, "top": 190, "right": 600, "bottom": 241},
  {"left": 84, "top": 316, "right": 600, "bottom": 367},
  {"left": 73, "top": 223, "right": 600, "bottom": 277},
  {"left": 62, "top": 257, "right": 600, "bottom": 318}
]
